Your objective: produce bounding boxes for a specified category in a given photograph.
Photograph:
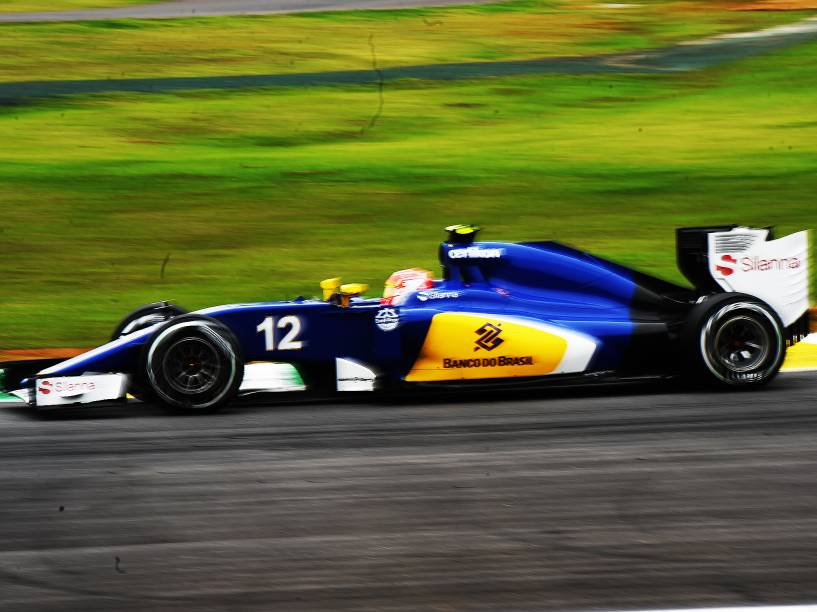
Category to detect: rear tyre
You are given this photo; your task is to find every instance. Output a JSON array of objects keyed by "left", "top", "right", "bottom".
[
  {"left": 682, "top": 293, "right": 785, "bottom": 388},
  {"left": 111, "top": 301, "right": 188, "bottom": 341},
  {"left": 141, "top": 315, "right": 244, "bottom": 412}
]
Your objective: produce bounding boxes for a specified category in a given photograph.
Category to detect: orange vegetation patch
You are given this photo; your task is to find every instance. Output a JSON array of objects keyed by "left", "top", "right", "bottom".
[
  {"left": 731, "top": 0, "right": 817, "bottom": 9},
  {"left": 0, "top": 348, "right": 86, "bottom": 362}
]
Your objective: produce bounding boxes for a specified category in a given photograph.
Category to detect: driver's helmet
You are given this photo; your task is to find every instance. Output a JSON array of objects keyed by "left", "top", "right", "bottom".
[{"left": 381, "top": 268, "right": 434, "bottom": 305}]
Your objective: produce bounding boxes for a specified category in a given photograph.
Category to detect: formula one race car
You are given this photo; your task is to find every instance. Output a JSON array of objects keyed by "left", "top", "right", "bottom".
[{"left": 2, "top": 224, "right": 811, "bottom": 411}]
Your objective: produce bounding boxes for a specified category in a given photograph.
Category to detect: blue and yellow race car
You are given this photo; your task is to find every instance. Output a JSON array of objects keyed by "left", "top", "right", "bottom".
[{"left": 5, "top": 224, "right": 811, "bottom": 411}]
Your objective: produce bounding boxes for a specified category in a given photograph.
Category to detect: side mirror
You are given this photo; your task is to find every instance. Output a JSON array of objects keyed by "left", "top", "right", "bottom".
[
  {"left": 339, "top": 283, "right": 369, "bottom": 308},
  {"left": 320, "top": 277, "right": 342, "bottom": 301}
]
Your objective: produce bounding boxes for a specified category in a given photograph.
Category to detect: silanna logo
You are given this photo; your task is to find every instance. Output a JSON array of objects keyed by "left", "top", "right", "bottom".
[
  {"left": 716, "top": 253, "right": 802, "bottom": 277},
  {"left": 417, "top": 290, "right": 460, "bottom": 302},
  {"left": 37, "top": 378, "right": 97, "bottom": 396},
  {"left": 716, "top": 254, "right": 737, "bottom": 277},
  {"left": 474, "top": 323, "right": 504, "bottom": 352}
]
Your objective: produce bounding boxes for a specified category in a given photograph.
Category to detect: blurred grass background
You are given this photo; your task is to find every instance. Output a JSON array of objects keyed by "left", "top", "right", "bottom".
[
  {"left": 0, "top": 0, "right": 816, "bottom": 347},
  {"left": 0, "top": 2, "right": 808, "bottom": 82}
]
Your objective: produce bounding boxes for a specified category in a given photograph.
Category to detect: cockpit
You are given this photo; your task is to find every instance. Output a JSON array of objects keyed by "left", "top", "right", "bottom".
[{"left": 317, "top": 225, "right": 482, "bottom": 307}]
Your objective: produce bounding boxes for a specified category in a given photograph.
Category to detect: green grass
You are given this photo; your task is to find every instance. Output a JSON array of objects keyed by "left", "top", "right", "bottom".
[
  {"left": 0, "top": 1, "right": 810, "bottom": 82},
  {"left": 1, "top": 5, "right": 817, "bottom": 347},
  {"left": 0, "top": 0, "right": 161, "bottom": 13}
]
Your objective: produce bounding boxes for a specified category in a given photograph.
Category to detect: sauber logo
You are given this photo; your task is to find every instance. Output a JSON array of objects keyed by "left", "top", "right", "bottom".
[
  {"left": 474, "top": 323, "right": 504, "bottom": 352},
  {"left": 38, "top": 380, "right": 52, "bottom": 395},
  {"left": 716, "top": 254, "right": 737, "bottom": 277},
  {"left": 716, "top": 253, "right": 802, "bottom": 276}
]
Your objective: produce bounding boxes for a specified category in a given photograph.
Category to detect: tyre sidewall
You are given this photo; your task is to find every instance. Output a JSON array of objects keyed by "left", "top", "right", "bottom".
[
  {"left": 683, "top": 294, "right": 785, "bottom": 388},
  {"left": 112, "top": 302, "right": 188, "bottom": 341},
  {"left": 142, "top": 315, "right": 243, "bottom": 411}
]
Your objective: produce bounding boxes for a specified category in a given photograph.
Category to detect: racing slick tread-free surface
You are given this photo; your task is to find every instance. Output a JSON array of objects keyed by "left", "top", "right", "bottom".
[
  {"left": 141, "top": 314, "right": 245, "bottom": 411},
  {"left": 682, "top": 293, "right": 786, "bottom": 388},
  {"left": 1, "top": 376, "right": 817, "bottom": 610}
]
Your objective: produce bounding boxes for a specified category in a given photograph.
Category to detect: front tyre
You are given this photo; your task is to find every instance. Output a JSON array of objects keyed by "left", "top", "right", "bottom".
[
  {"left": 111, "top": 301, "right": 188, "bottom": 341},
  {"left": 141, "top": 315, "right": 244, "bottom": 412},
  {"left": 682, "top": 293, "right": 785, "bottom": 388}
]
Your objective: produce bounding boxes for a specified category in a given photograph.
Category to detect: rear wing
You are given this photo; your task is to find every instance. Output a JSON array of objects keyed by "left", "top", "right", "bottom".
[{"left": 677, "top": 226, "right": 810, "bottom": 331}]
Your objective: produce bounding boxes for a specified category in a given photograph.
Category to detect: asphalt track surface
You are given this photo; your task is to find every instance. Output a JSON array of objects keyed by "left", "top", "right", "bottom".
[
  {"left": 0, "top": 0, "right": 494, "bottom": 22},
  {"left": 2, "top": 15, "right": 817, "bottom": 101},
  {"left": 2, "top": 373, "right": 817, "bottom": 610}
]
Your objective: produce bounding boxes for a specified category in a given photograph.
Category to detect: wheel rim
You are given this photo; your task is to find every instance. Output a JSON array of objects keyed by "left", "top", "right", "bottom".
[
  {"left": 699, "top": 301, "right": 783, "bottom": 385},
  {"left": 711, "top": 315, "right": 771, "bottom": 373},
  {"left": 162, "top": 336, "right": 221, "bottom": 395}
]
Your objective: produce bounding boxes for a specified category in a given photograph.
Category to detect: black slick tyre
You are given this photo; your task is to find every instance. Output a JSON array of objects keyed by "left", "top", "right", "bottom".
[
  {"left": 111, "top": 301, "right": 188, "bottom": 341},
  {"left": 141, "top": 315, "right": 244, "bottom": 412},
  {"left": 682, "top": 293, "right": 785, "bottom": 388}
]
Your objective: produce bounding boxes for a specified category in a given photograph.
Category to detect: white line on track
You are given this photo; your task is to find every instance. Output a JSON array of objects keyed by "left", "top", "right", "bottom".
[
  {"left": 616, "top": 606, "right": 817, "bottom": 612},
  {"left": 679, "top": 15, "right": 817, "bottom": 45}
]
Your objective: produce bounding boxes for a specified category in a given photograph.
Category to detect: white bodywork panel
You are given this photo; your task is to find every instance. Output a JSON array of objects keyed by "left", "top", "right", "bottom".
[
  {"left": 239, "top": 362, "right": 306, "bottom": 393},
  {"left": 336, "top": 358, "right": 376, "bottom": 391},
  {"left": 708, "top": 228, "right": 809, "bottom": 327},
  {"left": 20, "top": 363, "right": 304, "bottom": 408},
  {"left": 10, "top": 388, "right": 33, "bottom": 403},
  {"left": 35, "top": 374, "right": 128, "bottom": 407}
]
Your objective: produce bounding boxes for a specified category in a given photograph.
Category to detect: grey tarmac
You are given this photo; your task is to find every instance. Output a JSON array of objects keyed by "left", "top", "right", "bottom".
[
  {"left": 1, "top": 373, "right": 816, "bottom": 610},
  {"left": 0, "top": 0, "right": 495, "bottom": 22}
]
